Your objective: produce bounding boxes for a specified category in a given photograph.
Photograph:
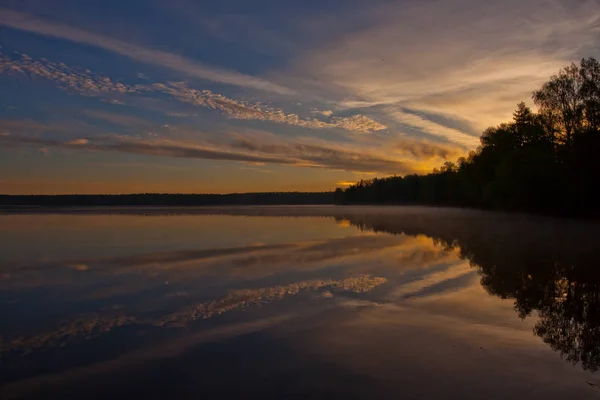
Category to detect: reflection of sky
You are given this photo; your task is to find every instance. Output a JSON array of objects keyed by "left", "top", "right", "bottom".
[
  {"left": 1, "top": 0, "right": 599, "bottom": 193},
  {"left": 2, "top": 209, "right": 599, "bottom": 398}
]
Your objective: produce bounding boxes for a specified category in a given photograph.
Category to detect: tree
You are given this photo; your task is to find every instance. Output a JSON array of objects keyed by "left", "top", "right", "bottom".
[
  {"left": 579, "top": 57, "right": 600, "bottom": 132},
  {"left": 533, "top": 62, "right": 583, "bottom": 147}
]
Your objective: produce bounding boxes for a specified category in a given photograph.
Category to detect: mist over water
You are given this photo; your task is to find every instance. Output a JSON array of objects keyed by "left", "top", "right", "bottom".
[{"left": 1, "top": 206, "right": 599, "bottom": 399}]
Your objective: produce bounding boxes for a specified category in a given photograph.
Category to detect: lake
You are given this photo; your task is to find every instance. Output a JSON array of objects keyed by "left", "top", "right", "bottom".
[{"left": 1, "top": 206, "right": 599, "bottom": 399}]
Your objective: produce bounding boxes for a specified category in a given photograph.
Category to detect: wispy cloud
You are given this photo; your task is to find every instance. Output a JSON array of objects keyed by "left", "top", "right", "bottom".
[
  {"left": 82, "top": 109, "right": 154, "bottom": 130},
  {"left": 386, "top": 107, "right": 480, "bottom": 147},
  {"left": 0, "top": 53, "right": 386, "bottom": 134},
  {"left": 155, "top": 81, "right": 386, "bottom": 134},
  {"left": 311, "top": 109, "right": 334, "bottom": 117},
  {"left": 0, "top": 131, "right": 413, "bottom": 174},
  {"left": 88, "top": 162, "right": 190, "bottom": 171},
  {"left": 336, "top": 180, "right": 356, "bottom": 187},
  {"left": 65, "top": 138, "right": 89, "bottom": 145},
  {"left": 393, "top": 138, "right": 462, "bottom": 160},
  {"left": 101, "top": 99, "right": 126, "bottom": 106},
  {"left": 0, "top": 52, "right": 136, "bottom": 95},
  {"left": 239, "top": 166, "right": 275, "bottom": 174},
  {"left": 289, "top": 0, "right": 600, "bottom": 132},
  {"left": 0, "top": 8, "right": 294, "bottom": 94}
]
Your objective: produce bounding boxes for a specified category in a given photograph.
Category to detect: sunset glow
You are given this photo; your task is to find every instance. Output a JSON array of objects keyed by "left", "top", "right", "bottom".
[{"left": 0, "top": 1, "right": 598, "bottom": 193}]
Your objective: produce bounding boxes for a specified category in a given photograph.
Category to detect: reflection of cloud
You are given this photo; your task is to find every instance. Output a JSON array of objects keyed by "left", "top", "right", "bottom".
[
  {"left": 160, "top": 275, "right": 386, "bottom": 326},
  {"left": 0, "top": 316, "right": 292, "bottom": 399},
  {"left": 7, "top": 314, "right": 137, "bottom": 355},
  {"left": 0, "top": 9, "right": 293, "bottom": 94},
  {"left": 3, "top": 275, "right": 386, "bottom": 355},
  {"left": 3, "top": 236, "right": 406, "bottom": 287},
  {"left": 388, "top": 263, "right": 475, "bottom": 300},
  {"left": 336, "top": 219, "right": 352, "bottom": 227}
]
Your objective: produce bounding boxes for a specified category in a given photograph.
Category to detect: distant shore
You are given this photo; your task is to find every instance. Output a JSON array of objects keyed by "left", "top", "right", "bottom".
[{"left": 0, "top": 192, "right": 334, "bottom": 208}]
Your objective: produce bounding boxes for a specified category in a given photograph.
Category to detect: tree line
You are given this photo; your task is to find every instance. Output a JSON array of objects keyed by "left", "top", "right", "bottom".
[
  {"left": 0, "top": 192, "right": 334, "bottom": 207},
  {"left": 335, "top": 57, "right": 600, "bottom": 218}
]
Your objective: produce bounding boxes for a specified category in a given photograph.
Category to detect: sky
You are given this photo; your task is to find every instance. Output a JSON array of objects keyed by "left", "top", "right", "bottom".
[{"left": 0, "top": 0, "right": 599, "bottom": 194}]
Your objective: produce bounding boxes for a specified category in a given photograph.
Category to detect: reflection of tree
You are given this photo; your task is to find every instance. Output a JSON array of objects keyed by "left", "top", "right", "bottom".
[
  {"left": 479, "top": 256, "right": 600, "bottom": 372},
  {"left": 335, "top": 210, "right": 600, "bottom": 371}
]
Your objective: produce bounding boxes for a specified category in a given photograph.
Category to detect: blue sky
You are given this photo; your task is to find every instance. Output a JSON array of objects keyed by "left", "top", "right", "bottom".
[{"left": 0, "top": 0, "right": 599, "bottom": 193}]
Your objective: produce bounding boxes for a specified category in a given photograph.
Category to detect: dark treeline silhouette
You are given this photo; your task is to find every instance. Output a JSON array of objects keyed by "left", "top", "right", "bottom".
[
  {"left": 329, "top": 208, "right": 600, "bottom": 372},
  {"left": 0, "top": 192, "right": 334, "bottom": 207},
  {"left": 335, "top": 58, "right": 600, "bottom": 218}
]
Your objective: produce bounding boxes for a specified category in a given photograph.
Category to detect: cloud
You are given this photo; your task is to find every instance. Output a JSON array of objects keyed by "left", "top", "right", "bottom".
[
  {"left": 288, "top": 0, "right": 600, "bottom": 137},
  {"left": 101, "top": 99, "right": 126, "bottom": 105},
  {"left": 0, "top": 132, "right": 412, "bottom": 174},
  {"left": 336, "top": 180, "right": 356, "bottom": 187},
  {"left": 0, "top": 53, "right": 386, "bottom": 134},
  {"left": 65, "top": 138, "right": 88, "bottom": 145},
  {"left": 239, "top": 166, "right": 275, "bottom": 174},
  {"left": 0, "top": 8, "right": 294, "bottom": 95},
  {"left": 394, "top": 138, "right": 462, "bottom": 159},
  {"left": 151, "top": 81, "right": 386, "bottom": 133},
  {"left": 0, "top": 118, "right": 102, "bottom": 140},
  {"left": 67, "top": 264, "right": 89, "bottom": 271},
  {"left": 83, "top": 110, "right": 154, "bottom": 129},
  {"left": 0, "top": 52, "right": 137, "bottom": 95},
  {"left": 88, "top": 162, "right": 190, "bottom": 171},
  {"left": 330, "top": 114, "right": 386, "bottom": 134},
  {"left": 0, "top": 106, "right": 462, "bottom": 176},
  {"left": 386, "top": 107, "right": 480, "bottom": 147},
  {"left": 312, "top": 109, "right": 334, "bottom": 117},
  {"left": 227, "top": 136, "right": 409, "bottom": 173}
]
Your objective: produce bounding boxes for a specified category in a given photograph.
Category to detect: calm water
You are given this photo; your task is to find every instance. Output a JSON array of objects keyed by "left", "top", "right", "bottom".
[{"left": 1, "top": 206, "right": 600, "bottom": 399}]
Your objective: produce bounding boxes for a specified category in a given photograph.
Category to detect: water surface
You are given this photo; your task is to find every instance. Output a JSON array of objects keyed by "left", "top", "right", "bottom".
[{"left": 2, "top": 206, "right": 599, "bottom": 398}]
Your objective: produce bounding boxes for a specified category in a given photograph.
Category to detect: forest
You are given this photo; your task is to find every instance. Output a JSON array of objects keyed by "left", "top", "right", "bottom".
[{"left": 335, "top": 57, "right": 600, "bottom": 218}]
